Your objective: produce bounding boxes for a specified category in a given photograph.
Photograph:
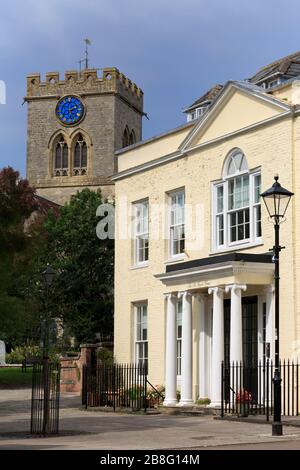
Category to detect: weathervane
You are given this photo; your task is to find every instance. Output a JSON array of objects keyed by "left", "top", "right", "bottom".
[{"left": 79, "top": 38, "right": 92, "bottom": 72}]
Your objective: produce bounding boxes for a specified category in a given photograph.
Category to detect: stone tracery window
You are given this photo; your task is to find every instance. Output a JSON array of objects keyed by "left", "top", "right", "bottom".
[
  {"left": 129, "top": 129, "right": 136, "bottom": 145},
  {"left": 122, "top": 126, "right": 130, "bottom": 148},
  {"left": 73, "top": 133, "right": 87, "bottom": 176},
  {"left": 54, "top": 135, "right": 68, "bottom": 176}
]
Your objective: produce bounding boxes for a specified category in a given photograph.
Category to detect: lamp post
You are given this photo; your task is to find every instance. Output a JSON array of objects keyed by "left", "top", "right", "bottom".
[
  {"left": 260, "top": 175, "right": 294, "bottom": 436},
  {"left": 41, "top": 265, "right": 56, "bottom": 434}
]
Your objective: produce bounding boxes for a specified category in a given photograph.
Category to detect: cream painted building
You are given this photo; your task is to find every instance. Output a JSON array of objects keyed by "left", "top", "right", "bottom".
[{"left": 113, "top": 52, "right": 300, "bottom": 407}]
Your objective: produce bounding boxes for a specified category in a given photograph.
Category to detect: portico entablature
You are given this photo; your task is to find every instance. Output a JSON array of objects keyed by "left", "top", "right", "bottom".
[{"left": 155, "top": 260, "right": 274, "bottom": 291}]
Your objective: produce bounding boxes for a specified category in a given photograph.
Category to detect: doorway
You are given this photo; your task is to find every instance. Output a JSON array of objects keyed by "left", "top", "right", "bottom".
[{"left": 224, "top": 296, "right": 258, "bottom": 399}]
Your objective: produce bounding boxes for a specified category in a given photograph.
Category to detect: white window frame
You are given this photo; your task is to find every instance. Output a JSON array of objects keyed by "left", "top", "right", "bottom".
[
  {"left": 212, "top": 152, "right": 262, "bottom": 252},
  {"left": 133, "top": 199, "right": 149, "bottom": 266},
  {"left": 134, "top": 303, "right": 148, "bottom": 369},
  {"left": 168, "top": 189, "right": 185, "bottom": 260}
]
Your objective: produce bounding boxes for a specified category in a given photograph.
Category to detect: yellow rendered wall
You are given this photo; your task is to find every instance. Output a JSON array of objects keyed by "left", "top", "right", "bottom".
[
  {"left": 114, "top": 112, "right": 298, "bottom": 388},
  {"left": 190, "top": 89, "right": 285, "bottom": 147},
  {"left": 117, "top": 126, "right": 192, "bottom": 172}
]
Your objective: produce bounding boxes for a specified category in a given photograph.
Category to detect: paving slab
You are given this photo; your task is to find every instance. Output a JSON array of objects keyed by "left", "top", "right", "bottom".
[{"left": 1, "top": 389, "right": 300, "bottom": 450}]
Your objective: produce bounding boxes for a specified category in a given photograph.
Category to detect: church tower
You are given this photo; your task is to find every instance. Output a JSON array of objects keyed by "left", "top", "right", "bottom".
[{"left": 25, "top": 68, "right": 143, "bottom": 204}]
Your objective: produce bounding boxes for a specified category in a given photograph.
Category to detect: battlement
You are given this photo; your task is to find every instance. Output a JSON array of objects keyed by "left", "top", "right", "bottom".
[{"left": 26, "top": 67, "right": 143, "bottom": 110}]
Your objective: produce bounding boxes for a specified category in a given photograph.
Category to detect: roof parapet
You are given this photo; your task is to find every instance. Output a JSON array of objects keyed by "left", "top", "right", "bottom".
[{"left": 26, "top": 67, "right": 143, "bottom": 105}]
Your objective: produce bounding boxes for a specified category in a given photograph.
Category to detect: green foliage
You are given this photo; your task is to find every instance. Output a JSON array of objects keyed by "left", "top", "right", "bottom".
[
  {"left": 125, "top": 385, "right": 145, "bottom": 400},
  {"left": 96, "top": 347, "right": 114, "bottom": 365},
  {"left": 196, "top": 398, "right": 211, "bottom": 405},
  {"left": 146, "top": 385, "right": 181, "bottom": 403},
  {"left": 0, "top": 167, "right": 37, "bottom": 254},
  {"left": 0, "top": 167, "right": 114, "bottom": 350},
  {"left": 0, "top": 167, "right": 41, "bottom": 348},
  {"left": 29, "top": 188, "right": 114, "bottom": 344},
  {"left": 0, "top": 367, "right": 33, "bottom": 389},
  {"left": 6, "top": 344, "right": 41, "bottom": 364},
  {"left": 147, "top": 384, "right": 165, "bottom": 401}
]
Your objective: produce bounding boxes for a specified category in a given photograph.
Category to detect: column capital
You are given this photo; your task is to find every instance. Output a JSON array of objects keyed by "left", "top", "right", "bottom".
[
  {"left": 225, "top": 284, "right": 247, "bottom": 294},
  {"left": 263, "top": 285, "right": 274, "bottom": 295},
  {"left": 177, "top": 291, "right": 193, "bottom": 301},
  {"left": 208, "top": 286, "right": 224, "bottom": 296},
  {"left": 164, "top": 292, "right": 177, "bottom": 301}
]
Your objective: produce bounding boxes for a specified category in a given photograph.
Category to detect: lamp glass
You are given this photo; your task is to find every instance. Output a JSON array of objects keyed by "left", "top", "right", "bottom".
[
  {"left": 43, "top": 266, "right": 55, "bottom": 287},
  {"left": 262, "top": 193, "right": 291, "bottom": 219}
]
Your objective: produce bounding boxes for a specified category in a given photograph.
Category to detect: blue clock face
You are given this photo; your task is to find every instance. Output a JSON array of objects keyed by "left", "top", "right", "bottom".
[{"left": 56, "top": 96, "right": 85, "bottom": 125}]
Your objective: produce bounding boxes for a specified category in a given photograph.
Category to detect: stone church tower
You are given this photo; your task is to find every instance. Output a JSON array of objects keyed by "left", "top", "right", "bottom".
[{"left": 25, "top": 68, "right": 143, "bottom": 204}]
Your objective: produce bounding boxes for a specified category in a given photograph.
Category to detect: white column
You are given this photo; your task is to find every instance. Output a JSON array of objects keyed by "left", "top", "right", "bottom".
[
  {"left": 208, "top": 287, "right": 224, "bottom": 407},
  {"left": 163, "top": 293, "right": 177, "bottom": 406},
  {"left": 225, "top": 284, "right": 247, "bottom": 364},
  {"left": 178, "top": 291, "right": 193, "bottom": 406},
  {"left": 257, "top": 295, "right": 264, "bottom": 363},
  {"left": 265, "top": 285, "right": 274, "bottom": 361},
  {"left": 198, "top": 294, "right": 207, "bottom": 398}
]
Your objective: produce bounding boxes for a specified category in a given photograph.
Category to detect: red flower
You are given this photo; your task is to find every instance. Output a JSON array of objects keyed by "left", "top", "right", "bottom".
[{"left": 236, "top": 389, "right": 252, "bottom": 403}]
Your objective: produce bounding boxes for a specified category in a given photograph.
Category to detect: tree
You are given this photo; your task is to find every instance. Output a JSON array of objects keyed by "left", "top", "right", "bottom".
[
  {"left": 32, "top": 188, "right": 114, "bottom": 345},
  {"left": 0, "top": 166, "right": 37, "bottom": 254},
  {"left": 0, "top": 167, "right": 40, "bottom": 347}
]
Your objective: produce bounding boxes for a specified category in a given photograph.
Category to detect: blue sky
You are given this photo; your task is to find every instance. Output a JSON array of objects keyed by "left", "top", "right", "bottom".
[{"left": 1, "top": 0, "right": 300, "bottom": 176}]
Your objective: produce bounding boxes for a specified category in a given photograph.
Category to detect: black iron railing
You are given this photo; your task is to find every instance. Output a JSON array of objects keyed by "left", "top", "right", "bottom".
[
  {"left": 30, "top": 361, "right": 60, "bottom": 435},
  {"left": 82, "top": 363, "right": 148, "bottom": 412},
  {"left": 221, "top": 360, "right": 300, "bottom": 419}
]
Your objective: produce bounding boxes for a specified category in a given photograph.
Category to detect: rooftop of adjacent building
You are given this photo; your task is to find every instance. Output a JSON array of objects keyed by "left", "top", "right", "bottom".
[
  {"left": 183, "top": 50, "right": 300, "bottom": 119},
  {"left": 113, "top": 51, "right": 300, "bottom": 181}
]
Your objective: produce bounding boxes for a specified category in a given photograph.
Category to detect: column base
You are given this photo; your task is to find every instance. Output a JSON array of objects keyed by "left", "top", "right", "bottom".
[
  {"left": 163, "top": 399, "right": 178, "bottom": 407},
  {"left": 177, "top": 399, "right": 194, "bottom": 407}
]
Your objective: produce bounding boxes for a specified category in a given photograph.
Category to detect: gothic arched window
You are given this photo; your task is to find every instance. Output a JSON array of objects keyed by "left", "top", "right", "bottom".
[
  {"left": 54, "top": 135, "right": 68, "bottom": 176},
  {"left": 129, "top": 129, "right": 136, "bottom": 145},
  {"left": 213, "top": 149, "right": 261, "bottom": 250},
  {"left": 73, "top": 134, "right": 87, "bottom": 176},
  {"left": 122, "top": 126, "right": 130, "bottom": 148}
]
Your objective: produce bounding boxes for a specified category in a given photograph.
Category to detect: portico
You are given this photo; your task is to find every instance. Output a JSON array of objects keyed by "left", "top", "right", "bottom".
[{"left": 156, "top": 253, "right": 275, "bottom": 406}]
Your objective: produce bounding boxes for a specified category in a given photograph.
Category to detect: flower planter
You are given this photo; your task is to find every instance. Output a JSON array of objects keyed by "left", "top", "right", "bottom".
[{"left": 237, "top": 403, "right": 249, "bottom": 417}]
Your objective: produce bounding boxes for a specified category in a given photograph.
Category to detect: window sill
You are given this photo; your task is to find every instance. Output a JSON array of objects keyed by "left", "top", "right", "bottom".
[
  {"left": 130, "top": 262, "right": 149, "bottom": 270},
  {"left": 164, "top": 255, "right": 186, "bottom": 265},
  {"left": 210, "top": 240, "right": 264, "bottom": 256}
]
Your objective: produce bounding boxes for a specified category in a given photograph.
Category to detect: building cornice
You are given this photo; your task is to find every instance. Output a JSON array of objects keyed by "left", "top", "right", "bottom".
[
  {"left": 155, "top": 261, "right": 274, "bottom": 286},
  {"left": 112, "top": 109, "right": 292, "bottom": 181}
]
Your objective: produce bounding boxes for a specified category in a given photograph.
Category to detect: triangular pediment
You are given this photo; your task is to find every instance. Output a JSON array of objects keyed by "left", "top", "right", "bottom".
[{"left": 180, "top": 82, "right": 291, "bottom": 150}]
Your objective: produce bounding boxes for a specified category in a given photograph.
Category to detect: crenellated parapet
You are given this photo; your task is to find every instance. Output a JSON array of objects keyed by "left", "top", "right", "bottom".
[{"left": 26, "top": 67, "right": 143, "bottom": 111}]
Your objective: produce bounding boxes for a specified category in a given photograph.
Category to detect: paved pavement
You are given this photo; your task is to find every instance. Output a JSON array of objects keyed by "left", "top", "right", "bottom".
[{"left": 0, "top": 389, "right": 300, "bottom": 450}]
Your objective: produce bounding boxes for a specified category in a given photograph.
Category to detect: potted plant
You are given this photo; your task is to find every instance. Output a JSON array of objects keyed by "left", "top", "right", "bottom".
[
  {"left": 236, "top": 389, "right": 252, "bottom": 417},
  {"left": 146, "top": 385, "right": 165, "bottom": 408},
  {"left": 125, "top": 385, "right": 145, "bottom": 409}
]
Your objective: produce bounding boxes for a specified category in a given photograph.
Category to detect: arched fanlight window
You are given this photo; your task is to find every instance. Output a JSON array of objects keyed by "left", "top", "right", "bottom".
[
  {"left": 122, "top": 126, "right": 130, "bottom": 148},
  {"left": 226, "top": 150, "right": 248, "bottom": 177},
  {"left": 213, "top": 149, "right": 261, "bottom": 250},
  {"left": 129, "top": 129, "right": 136, "bottom": 145},
  {"left": 54, "top": 135, "right": 68, "bottom": 176},
  {"left": 73, "top": 133, "right": 87, "bottom": 176}
]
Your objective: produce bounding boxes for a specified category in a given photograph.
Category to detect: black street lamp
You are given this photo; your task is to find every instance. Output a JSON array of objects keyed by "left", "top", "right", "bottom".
[
  {"left": 42, "top": 265, "right": 56, "bottom": 358},
  {"left": 260, "top": 175, "right": 294, "bottom": 436},
  {"left": 43, "top": 265, "right": 56, "bottom": 289},
  {"left": 41, "top": 264, "right": 56, "bottom": 434}
]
